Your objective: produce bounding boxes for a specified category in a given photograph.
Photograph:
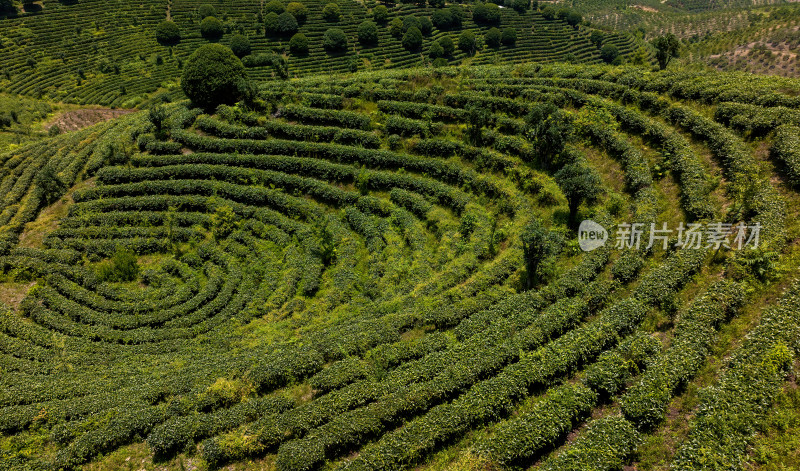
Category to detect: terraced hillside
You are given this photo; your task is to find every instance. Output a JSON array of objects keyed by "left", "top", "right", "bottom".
[
  {"left": 0, "top": 0, "right": 642, "bottom": 108},
  {"left": 1, "top": 63, "right": 800, "bottom": 471}
]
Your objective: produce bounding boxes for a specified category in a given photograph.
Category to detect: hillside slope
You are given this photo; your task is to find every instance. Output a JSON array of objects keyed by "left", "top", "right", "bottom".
[
  {"left": 0, "top": 64, "right": 799, "bottom": 471},
  {"left": 0, "top": 0, "right": 642, "bottom": 108}
]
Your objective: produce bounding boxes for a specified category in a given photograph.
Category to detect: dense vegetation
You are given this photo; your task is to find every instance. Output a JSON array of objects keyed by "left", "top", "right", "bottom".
[
  {"left": 2, "top": 0, "right": 800, "bottom": 470},
  {"left": 0, "top": 60, "right": 798, "bottom": 471}
]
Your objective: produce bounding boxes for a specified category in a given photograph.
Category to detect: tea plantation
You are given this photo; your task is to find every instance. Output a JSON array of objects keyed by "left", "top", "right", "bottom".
[
  {"left": 2, "top": 0, "right": 800, "bottom": 469},
  {"left": 0, "top": 61, "right": 798, "bottom": 470}
]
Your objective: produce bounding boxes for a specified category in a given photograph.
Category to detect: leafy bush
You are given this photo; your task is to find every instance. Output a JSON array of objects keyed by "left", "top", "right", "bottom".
[
  {"left": 198, "top": 4, "right": 216, "bottom": 18},
  {"left": 600, "top": 43, "right": 620, "bottom": 64},
  {"left": 485, "top": 27, "right": 501, "bottom": 48},
  {"left": 428, "top": 41, "right": 444, "bottom": 59},
  {"left": 472, "top": 2, "right": 500, "bottom": 25},
  {"left": 402, "top": 26, "right": 423, "bottom": 51},
  {"left": 155, "top": 21, "right": 180, "bottom": 45},
  {"left": 289, "top": 33, "right": 309, "bottom": 55},
  {"left": 275, "top": 12, "right": 298, "bottom": 35},
  {"left": 372, "top": 4, "right": 388, "bottom": 23},
  {"left": 323, "top": 28, "right": 348, "bottom": 52},
  {"left": 181, "top": 44, "right": 247, "bottom": 110},
  {"left": 96, "top": 247, "right": 139, "bottom": 283},
  {"left": 458, "top": 30, "right": 477, "bottom": 55},
  {"left": 770, "top": 125, "right": 800, "bottom": 187},
  {"left": 358, "top": 20, "right": 378, "bottom": 45},
  {"left": 265, "top": 0, "right": 286, "bottom": 14},
  {"left": 501, "top": 27, "right": 516, "bottom": 45},
  {"left": 229, "top": 35, "right": 251, "bottom": 57},
  {"left": 286, "top": 2, "right": 307, "bottom": 22},
  {"left": 200, "top": 16, "right": 224, "bottom": 40},
  {"left": 323, "top": 3, "right": 341, "bottom": 22}
]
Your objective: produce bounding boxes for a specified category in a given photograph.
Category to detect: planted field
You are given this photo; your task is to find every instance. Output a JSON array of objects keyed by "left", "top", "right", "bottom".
[
  {"left": 0, "top": 0, "right": 645, "bottom": 108},
  {"left": 0, "top": 62, "right": 798, "bottom": 471}
]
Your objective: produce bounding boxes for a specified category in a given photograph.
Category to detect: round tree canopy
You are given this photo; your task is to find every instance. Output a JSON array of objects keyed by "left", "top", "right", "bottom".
[
  {"left": 155, "top": 20, "right": 181, "bottom": 45},
  {"left": 200, "top": 16, "right": 224, "bottom": 40},
  {"left": 323, "top": 28, "right": 348, "bottom": 51},
  {"left": 230, "top": 34, "right": 252, "bottom": 57},
  {"left": 181, "top": 43, "right": 247, "bottom": 110},
  {"left": 289, "top": 32, "right": 309, "bottom": 54}
]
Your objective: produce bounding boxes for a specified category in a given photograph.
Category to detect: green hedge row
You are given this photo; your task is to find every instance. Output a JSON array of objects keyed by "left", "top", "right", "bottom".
[
  {"left": 714, "top": 102, "right": 800, "bottom": 136},
  {"left": 479, "top": 331, "right": 659, "bottom": 466},
  {"left": 672, "top": 280, "right": 800, "bottom": 470},
  {"left": 195, "top": 115, "right": 381, "bottom": 149},
  {"left": 281, "top": 104, "right": 372, "bottom": 131},
  {"left": 537, "top": 415, "right": 641, "bottom": 471},
  {"left": 274, "top": 281, "right": 614, "bottom": 471},
  {"left": 333, "top": 248, "right": 703, "bottom": 470},
  {"left": 621, "top": 280, "right": 744, "bottom": 430},
  {"left": 770, "top": 125, "right": 800, "bottom": 188},
  {"left": 169, "top": 130, "right": 505, "bottom": 203},
  {"left": 146, "top": 395, "right": 294, "bottom": 456}
]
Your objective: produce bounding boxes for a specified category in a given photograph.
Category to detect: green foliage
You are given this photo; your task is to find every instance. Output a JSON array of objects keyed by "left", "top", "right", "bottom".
[
  {"left": 770, "top": 124, "right": 800, "bottom": 187},
  {"left": 372, "top": 5, "right": 388, "bottom": 23},
  {"left": 611, "top": 250, "right": 643, "bottom": 284},
  {"left": 418, "top": 16, "right": 432, "bottom": 35},
  {"left": 210, "top": 204, "right": 239, "bottom": 239},
  {"left": 322, "top": 26, "right": 351, "bottom": 52},
  {"left": 524, "top": 102, "right": 573, "bottom": 168},
  {"left": 181, "top": 44, "right": 247, "bottom": 111},
  {"left": 290, "top": 33, "right": 310, "bottom": 54},
  {"left": 428, "top": 40, "right": 444, "bottom": 59},
  {"left": 200, "top": 16, "right": 224, "bottom": 40},
  {"left": 275, "top": 12, "right": 299, "bottom": 35},
  {"left": 652, "top": 33, "right": 680, "bottom": 70},
  {"left": 265, "top": 0, "right": 286, "bottom": 14},
  {"left": 389, "top": 17, "right": 404, "bottom": 38},
  {"left": 554, "top": 160, "right": 601, "bottom": 226},
  {"left": 265, "top": 11, "right": 280, "bottom": 33},
  {"left": 485, "top": 27, "right": 502, "bottom": 48},
  {"left": 438, "top": 35, "right": 455, "bottom": 56},
  {"left": 323, "top": 3, "right": 341, "bottom": 22},
  {"left": 431, "top": 6, "right": 462, "bottom": 30},
  {"left": 600, "top": 43, "right": 620, "bottom": 63},
  {"left": 508, "top": 0, "right": 528, "bottom": 13},
  {"left": 358, "top": 20, "right": 379, "bottom": 46},
  {"left": 198, "top": 4, "right": 216, "bottom": 19},
  {"left": 155, "top": 21, "right": 181, "bottom": 46},
  {"left": 501, "top": 27, "right": 517, "bottom": 45},
  {"left": 35, "top": 161, "right": 66, "bottom": 205},
  {"left": 458, "top": 30, "right": 477, "bottom": 55},
  {"left": 521, "top": 218, "right": 562, "bottom": 290},
  {"left": 287, "top": 2, "right": 307, "bottom": 22},
  {"left": 229, "top": 35, "right": 252, "bottom": 58},
  {"left": 472, "top": 2, "right": 500, "bottom": 25},
  {"left": 590, "top": 30, "right": 604, "bottom": 48},
  {"left": 96, "top": 246, "right": 139, "bottom": 283},
  {"left": 401, "top": 26, "right": 423, "bottom": 51}
]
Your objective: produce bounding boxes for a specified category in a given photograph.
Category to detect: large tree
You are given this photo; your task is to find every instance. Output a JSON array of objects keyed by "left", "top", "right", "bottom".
[
  {"left": 358, "top": 20, "right": 379, "bottom": 45},
  {"left": 521, "top": 218, "right": 562, "bottom": 290},
  {"left": 524, "top": 102, "right": 574, "bottom": 168},
  {"left": 181, "top": 44, "right": 247, "bottom": 110},
  {"left": 554, "top": 161, "right": 602, "bottom": 227},
  {"left": 652, "top": 33, "right": 680, "bottom": 70},
  {"left": 323, "top": 28, "right": 348, "bottom": 52}
]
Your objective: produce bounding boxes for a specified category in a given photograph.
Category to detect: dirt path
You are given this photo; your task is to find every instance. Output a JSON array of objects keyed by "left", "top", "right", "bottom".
[
  {"left": 46, "top": 108, "right": 135, "bottom": 133},
  {"left": 166, "top": 0, "right": 172, "bottom": 21}
]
